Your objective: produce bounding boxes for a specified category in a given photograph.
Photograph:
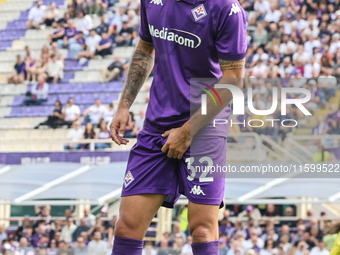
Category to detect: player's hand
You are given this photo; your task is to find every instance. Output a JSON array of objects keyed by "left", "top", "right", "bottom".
[
  {"left": 110, "top": 107, "right": 130, "bottom": 145},
  {"left": 161, "top": 127, "right": 191, "bottom": 159}
]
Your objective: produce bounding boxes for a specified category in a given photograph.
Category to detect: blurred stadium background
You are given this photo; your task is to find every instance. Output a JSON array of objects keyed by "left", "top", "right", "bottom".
[{"left": 1, "top": 0, "right": 340, "bottom": 253}]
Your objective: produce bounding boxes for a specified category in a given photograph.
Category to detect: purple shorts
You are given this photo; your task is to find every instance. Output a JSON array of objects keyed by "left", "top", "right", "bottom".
[{"left": 121, "top": 131, "right": 227, "bottom": 208}]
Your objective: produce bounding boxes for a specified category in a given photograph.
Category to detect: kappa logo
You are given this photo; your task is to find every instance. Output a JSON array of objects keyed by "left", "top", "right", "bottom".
[
  {"left": 124, "top": 171, "right": 135, "bottom": 188},
  {"left": 191, "top": 4, "right": 207, "bottom": 21},
  {"left": 150, "top": 0, "right": 163, "bottom": 5},
  {"left": 229, "top": 3, "right": 241, "bottom": 16},
  {"left": 190, "top": 185, "right": 206, "bottom": 196}
]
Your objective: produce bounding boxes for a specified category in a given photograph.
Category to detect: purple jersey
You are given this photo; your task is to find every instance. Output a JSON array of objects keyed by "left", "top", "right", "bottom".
[
  {"left": 65, "top": 27, "right": 78, "bottom": 39},
  {"left": 99, "top": 38, "right": 113, "bottom": 51},
  {"left": 139, "top": 0, "right": 247, "bottom": 137}
]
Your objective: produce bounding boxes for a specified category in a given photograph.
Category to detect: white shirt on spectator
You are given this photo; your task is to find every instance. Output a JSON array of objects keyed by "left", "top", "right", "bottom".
[
  {"left": 309, "top": 247, "right": 330, "bottom": 255},
  {"left": 63, "top": 105, "right": 81, "bottom": 121},
  {"left": 304, "top": 40, "right": 321, "bottom": 56},
  {"left": 293, "top": 51, "right": 310, "bottom": 63},
  {"left": 60, "top": 224, "right": 77, "bottom": 243},
  {"left": 303, "top": 27, "right": 320, "bottom": 38},
  {"left": 32, "top": 82, "right": 49, "bottom": 100},
  {"left": 244, "top": 239, "right": 264, "bottom": 250},
  {"left": 252, "top": 63, "right": 268, "bottom": 77},
  {"left": 283, "top": 21, "right": 293, "bottom": 35},
  {"left": 78, "top": 14, "right": 93, "bottom": 35},
  {"left": 142, "top": 249, "right": 157, "bottom": 255},
  {"left": 260, "top": 248, "right": 278, "bottom": 255},
  {"left": 86, "top": 34, "right": 102, "bottom": 53},
  {"left": 329, "top": 41, "right": 340, "bottom": 54},
  {"left": 264, "top": 10, "right": 281, "bottom": 23},
  {"left": 304, "top": 62, "right": 320, "bottom": 78},
  {"left": 88, "top": 105, "right": 108, "bottom": 124},
  {"left": 280, "top": 41, "right": 296, "bottom": 54},
  {"left": 254, "top": 0, "right": 270, "bottom": 14},
  {"left": 47, "top": 60, "right": 64, "bottom": 79},
  {"left": 28, "top": 5, "right": 47, "bottom": 23},
  {"left": 292, "top": 19, "right": 308, "bottom": 30},
  {"left": 88, "top": 240, "right": 107, "bottom": 255},
  {"left": 67, "top": 127, "right": 84, "bottom": 142}
]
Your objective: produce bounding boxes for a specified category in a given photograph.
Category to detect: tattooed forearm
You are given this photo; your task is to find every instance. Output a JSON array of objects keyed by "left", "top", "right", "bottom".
[
  {"left": 219, "top": 58, "right": 245, "bottom": 71},
  {"left": 120, "top": 40, "right": 154, "bottom": 108}
]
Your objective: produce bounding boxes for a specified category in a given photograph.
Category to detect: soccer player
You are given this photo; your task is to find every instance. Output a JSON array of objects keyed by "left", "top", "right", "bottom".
[{"left": 109, "top": 0, "right": 247, "bottom": 254}]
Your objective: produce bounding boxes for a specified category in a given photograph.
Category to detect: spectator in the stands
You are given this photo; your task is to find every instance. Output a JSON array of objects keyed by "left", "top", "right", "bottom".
[
  {"left": 62, "top": 98, "right": 81, "bottom": 128},
  {"left": 26, "top": 1, "right": 47, "bottom": 29},
  {"left": 116, "top": 17, "right": 133, "bottom": 47},
  {"left": 43, "top": 3, "right": 59, "bottom": 27},
  {"left": 88, "top": 231, "right": 106, "bottom": 255},
  {"left": 46, "top": 239, "right": 58, "bottom": 255},
  {"left": 83, "top": 99, "right": 108, "bottom": 126},
  {"left": 100, "top": 53, "right": 123, "bottom": 82},
  {"left": 104, "top": 103, "right": 115, "bottom": 129},
  {"left": 72, "top": 219, "right": 90, "bottom": 242},
  {"left": 83, "top": 122, "right": 97, "bottom": 149},
  {"left": 48, "top": 23, "right": 65, "bottom": 45},
  {"left": 170, "top": 223, "right": 187, "bottom": 244},
  {"left": 60, "top": 218, "right": 76, "bottom": 244},
  {"left": 95, "top": 16, "right": 111, "bottom": 36},
  {"left": 318, "top": 71, "right": 337, "bottom": 106},
  {"left": 24, "top": 75, "right": 49, "bottom": 106},
  {"left": 95, "top": 32, "right": 113, "bottom": 57},
  {"left": 124, "top": 112, "right": 136, "bottom": 138},
  {"left": 84, "top": 209, "right": 96, "bottom": 227},
  {"left": 89, "top": 0, "right": 107, "bottom": 16},
  {"left": 50, "top": 42, "right": 64, "bottom": 64},
  {"left": 310, "top": 241, "right": 330, "bottom": 255},
  {"left": 73, "top": 236, "right": 88, "bottom": 255},
  {"left": 238, "top": 205, "right": 262, "bottom": 221},
  {"left": 110, "top": 7, "right": 126, "bottom": 38},
  {"left": 263, "top": 117, "right": 279, "bottom": 142},
  {"left": 245, "top": 228, "right": 264, "bottom": 251},
  {"left": 142, "top": 241, "right": 157, "bottom": 255},
  {"left": 69, "top": 31, "right": 86, "bottom": 60},
  {"left": 78, "top": 29, "right": 102, "bottom": 64},
  {"left": 313, "top": 116, "right": 329, "bottom": 136},
  {"left": 326, "top": 104, "right": 340, "bottom": 127},
  {"left": 57, "top": 20, "right": 78, "bottom": 49},
  {"left": 22, "top": 46, "right": 36, "bottom": 61},
  {"left": 77, "top": 10, "right": 93, "bottom": 36},
  {"left": 64, "top": 121, "right": 84, "bottom": 150},
  {"left": 95, "top": 120, "right": 111, "bottom": 150},
  {"left": 328, "top": 119, "right": 340, "bottom": 135},
  {"left": 0, "top": 226, "right": 7, "bottom": 244},
  {"left": 7, "top": 55, "right": 25, "bottom": 84},
  {"left": 133, "top": 109, "right": 145, "bottom": 136},
  {"left": 263, "top": 204, "right": 279, "bottom": 217},
  {"left": 18, "top": 237, "right": 34, "bottom": 255},
  {"left": 32, "top": 222, "right": 48, "bottom": 248},
  {"left": 46, "top": 54, "right": 64, "bottom": 83},
  {"left": 35, "top": 100, "right": 64, "bottom": 129},
  {"left": 53, "top": 12, "right": 70, "bottom": 28}
]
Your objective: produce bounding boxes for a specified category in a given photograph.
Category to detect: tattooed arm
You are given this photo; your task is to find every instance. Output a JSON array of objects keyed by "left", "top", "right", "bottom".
[
  {"left": 110, "top": 39, "right": 155, "bottom": 145},
  {"left": 161, "top": 58, "right": 245, "bottom": 159}
]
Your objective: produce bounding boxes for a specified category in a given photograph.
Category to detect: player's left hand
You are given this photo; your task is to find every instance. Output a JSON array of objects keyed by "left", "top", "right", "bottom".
[{"left": 161, "top": 127, "right": 191, "bottom": 159}]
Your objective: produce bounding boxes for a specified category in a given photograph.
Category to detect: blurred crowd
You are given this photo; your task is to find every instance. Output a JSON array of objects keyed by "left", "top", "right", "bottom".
[{"left": 1, "top": 204, "right": 339, "bottom": 255}]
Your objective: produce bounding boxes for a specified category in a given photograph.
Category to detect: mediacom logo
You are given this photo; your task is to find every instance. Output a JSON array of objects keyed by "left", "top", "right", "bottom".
[
  {"left": 148, "top": 25, "right": 201, "bottom": 48},
  {"left": 199, "top": 84, "right": 312, "bottom": 128}
]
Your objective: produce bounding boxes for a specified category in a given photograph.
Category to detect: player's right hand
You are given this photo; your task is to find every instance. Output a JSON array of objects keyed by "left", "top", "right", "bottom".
[{"left": 110, "top": 108, "right": 130, "bottom": 145}]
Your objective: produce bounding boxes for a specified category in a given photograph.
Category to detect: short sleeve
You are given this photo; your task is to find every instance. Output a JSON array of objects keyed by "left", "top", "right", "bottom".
[
  {"left": 138, "top": 0, "right": 153, "bottom": 43},
  {"left": 215, "top": 2, "right": 247, "bottom": 60}
]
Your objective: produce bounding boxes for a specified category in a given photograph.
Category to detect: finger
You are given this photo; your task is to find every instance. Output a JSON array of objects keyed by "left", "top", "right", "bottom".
[
  {"left": 111, "top": 132, "right": 121, "bottom": 145},
  {"left": 167, "top": 147, "right": 174, "bottom": 158},
  {"left": 177, "top": 153, "right": 183, "bottom": 160},
  {"left": 161, "top": 142, "right": 170, "bottom": 153},
  {"left": 118, "top": 126, "right": 126, "bottom": 138},
  {"left": 161, "top": 130, "right": 171, "bottom": 138}
]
